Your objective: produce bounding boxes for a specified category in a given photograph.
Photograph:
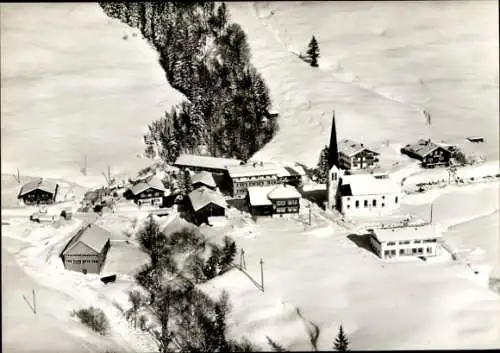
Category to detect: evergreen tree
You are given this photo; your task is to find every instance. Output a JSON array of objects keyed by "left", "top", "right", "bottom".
[
  {"left": 333, "top": 324, "right": 349, "bottom": 351},
  {"left": 316, "top": 145, "right": 329, "bottom": 183},
  {"left": 306, "top": 35, "right": 320, "bottom": 67},
  {"left": 219, "top": 236, "right": 237, "bottom": 273}
]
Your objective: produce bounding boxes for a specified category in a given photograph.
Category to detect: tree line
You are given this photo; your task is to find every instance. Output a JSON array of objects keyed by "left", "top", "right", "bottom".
[{"left": 99, "top": 2, "right": 277, "bottom": 163}]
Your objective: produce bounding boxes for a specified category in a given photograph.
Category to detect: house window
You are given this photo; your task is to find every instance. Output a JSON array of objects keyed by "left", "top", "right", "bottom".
[
  {"left": 399, "top": 241, "right": 410, "bottom": 245},
  {"left": 387, "top": 241, "right": 396, "bottom": 246},
  {"left": 276, "top": 201, "right": 286, "bottom": 206},
  {"left": 399, "top": 249, "right": 405, "bottom": 256},
  {"left": 355, "top": 200, "right": 359, "bottom": 208},
  {"left": 364, "top": 200, "right": 368, "bottom": 208},
  {"left": 391, "top": 250, "right": 396, "bottom": 256},
  {"left": 347, "top": 205, "right": 350, "bottom": 209},
  {"left": 414, "top": 240, "right": 421, "bottom": 244},
  {"left": 412, "top": 248, "right": 417, "bottom": 254},
  {"left": 426, "top": 247, "right": 433, "bottom": 253},
  {"left": 395, "top": 196, "right": 399, "bottom": 204},
  {"left": 384, "top": 250, "right": 390, "bottom": 258},
  {"left": 372, "top": 199, "right": 377, "bottom": 207},
  {"left": 347, "top": 197, "right": 351, "bottom": 201},
  {"left": 332, "top": 173, "right": 337, "bottom": 181},
  {"left": 382, "top": 196, "right": 385, "bottom": 200},
  {"left": 418, "top": 248, "right": 423, "bottom": 254},
  {"left": 381, "top": 203, "right": 385, "bottom": 207}
]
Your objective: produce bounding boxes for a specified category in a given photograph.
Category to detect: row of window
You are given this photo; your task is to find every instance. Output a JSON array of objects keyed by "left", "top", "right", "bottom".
[
  {"left": 143, "top": 192, "right": 162, "bottom": 198},
  {"left": 386, "top": 238, "right": 437, "bottom": 246},
  {"left": 384, "top": 247, "right": 434, "bottom": 257},
  {"left": 346, "top": 197, "right": 398, "bottom": 209},
  {"left": 236, "top": 180, "right": 277, "bottom": 189},
  {"left": 276, "top": 207, "right": 299, "bottom": 213},
  {"left": 67, "top": 259, "right": 99, "bottom": 264},
  {"left": 275, "top": 199, "right": 299, "bottom": 206},
  {"left": 235, "top": 175, "right": 276, "bottom": 182}
]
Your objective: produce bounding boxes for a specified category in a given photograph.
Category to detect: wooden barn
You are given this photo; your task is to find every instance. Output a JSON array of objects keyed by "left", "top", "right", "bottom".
[
  {"left": 18, "top": 178, "right": 59, "bottom": 205},
  {"left": 187, "top": 186, "right": 227, "bottom": 225},
  {"left": 191, "top": 171, "right": 217, "bottom": 190},
  {"left": 401, "top": 139, "right": 452, "bottom": 168},
  {"left": 61, "top": 223, "right": 111, "bottom": 274},
  {"left": 338, "top": 139, "right": 379, "bottom": 170},
  {"left": 125, "top": 175, "right": 166, "bottom": 206}
]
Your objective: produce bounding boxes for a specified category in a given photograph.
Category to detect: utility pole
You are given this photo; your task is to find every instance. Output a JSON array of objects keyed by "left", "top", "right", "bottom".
[
  {"left": 430, "top": 204, "right": 433, "bottom": 225},
  {"left": 240, "top": 249, "right": 246, "bottom": 270},
  {"left": 33, "top": 289, "right": 36, "bottom": 314},
  {"left": 260, "top": 258, "right": 264, "bottom": 292},
  {"left": 308, "top": 204, "right": 312, "bottom": 226},
  {"left": 16, "top": 168, "right": 21, "bottom": 184}
]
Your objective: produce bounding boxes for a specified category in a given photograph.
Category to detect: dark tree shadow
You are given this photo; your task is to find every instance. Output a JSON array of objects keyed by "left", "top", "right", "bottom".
[
  {"left": 347, "top": 233, "right": 378, "bottom": 257},
  {"left": 299, "top": 188, "right": 327, "bottom": 210}
]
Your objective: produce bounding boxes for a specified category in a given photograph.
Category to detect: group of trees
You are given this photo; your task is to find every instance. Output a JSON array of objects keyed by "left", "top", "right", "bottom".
[
  {"left": 99, "top": 2, "right": 277, "bottom": 164},
  {"left": 128, "top": 215, "right": 250, "bottom": 352},
  {"left": 266, "top": 325, "right": 350, "bottom": 351}
]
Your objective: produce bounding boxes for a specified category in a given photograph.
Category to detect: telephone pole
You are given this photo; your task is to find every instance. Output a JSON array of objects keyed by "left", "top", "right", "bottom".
[
  {"left": 33, "top": 289, "right": 36, "bottom": 314},
  {"left": 260, "top": 258, "right": 264, "bottom": 292},
  {"left": 240, "top": 249, "right": 246, "bottom": 270}
]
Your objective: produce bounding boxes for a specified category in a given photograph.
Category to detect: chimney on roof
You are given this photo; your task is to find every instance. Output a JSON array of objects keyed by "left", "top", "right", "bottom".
[{"left": 361, "top": 143, "right": 364, "bottom": 147}]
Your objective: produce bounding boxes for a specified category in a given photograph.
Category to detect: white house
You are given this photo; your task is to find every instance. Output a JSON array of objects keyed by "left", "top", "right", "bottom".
[
  {"left": 327, "top": 165, "right": 401, "bottom": 217},
  {"left": 227, "top": 162, "right": 280, "bottom": 199},
  {"left": 369, "top": 225, "right": 442, "bottom": 260}
]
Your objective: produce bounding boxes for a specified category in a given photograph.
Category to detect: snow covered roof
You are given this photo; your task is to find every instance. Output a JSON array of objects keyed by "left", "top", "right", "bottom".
[
  {"left": 338, "top": 139, "right": 378, "bottom": 157},
  {"left": 401, "top": 139, "right": 447, "bottom": 158},
  {"left": 227, "top": 162, "right": 279, "bottom": 178},
  {"left": 340, "top": 174, "right": 400, "bottom": 196},
  {"left": 372, "top": 225, "right": 442, "bottom": 243},
  {"left": 174, "top": 154, "right": 243, "bottom": 170},
  {"left": 62, "top": 224, "right": 110, "bottom": 255},
  {"left": 191, "top": 171, "right": 216, "bottom": 188},
  {"left": 247, "top": 186, "right": 275, "bottom": 206},
  {"left": 129, "top": 175, "right": 166, "bottom": 195},
  {"left": 277, "top": 164, "right": 307, "bottom": 177},
  {"left": 267, "top": 184, "right": 301, "bottom": 199},
  {"left": 18, "top": 178, "right": 58, "bottom": 197},
  {"left": 188, "top": 186, "right": 227, "bottom": 212}
]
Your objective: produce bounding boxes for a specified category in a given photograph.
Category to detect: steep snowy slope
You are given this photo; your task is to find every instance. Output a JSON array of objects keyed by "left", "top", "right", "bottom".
[
  {"left": 228, "top": 1, "right": 499, "bottom": 167},
  {"left": 1, "top": 3, "right": 184, "bottom": 180}
]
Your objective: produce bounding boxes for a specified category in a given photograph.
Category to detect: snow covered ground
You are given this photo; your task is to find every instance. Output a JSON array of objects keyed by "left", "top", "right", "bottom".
[
  {"left": 2, "top": 1, "right": 499, "bottom": 351},
  {"left": 1, "top": 3, "right": 184, "bottom": 181}
]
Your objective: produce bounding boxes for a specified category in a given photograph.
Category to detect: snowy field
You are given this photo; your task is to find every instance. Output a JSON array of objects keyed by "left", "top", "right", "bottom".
[
  {"left": 1, "top": 3, "right": 184, "bottom": 181},
  {"left": 228, "top": 1, "right": 499, "bottom": 167},
  {"left": 1, "top": 1, "right": 499, "bottom": 351}
]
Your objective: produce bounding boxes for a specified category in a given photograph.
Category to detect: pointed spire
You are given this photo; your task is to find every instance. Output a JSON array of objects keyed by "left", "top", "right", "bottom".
[{"left": 328, "top": 110, "right": 339, "bottom": 170}]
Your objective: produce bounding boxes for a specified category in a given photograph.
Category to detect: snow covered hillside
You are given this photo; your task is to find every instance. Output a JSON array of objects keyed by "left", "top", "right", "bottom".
[
  {"left": 228, "top": 1, "right": 499, "bottom": 167},
  {"left": 1, "top": 3, "right": 184, "bottom": 180}
]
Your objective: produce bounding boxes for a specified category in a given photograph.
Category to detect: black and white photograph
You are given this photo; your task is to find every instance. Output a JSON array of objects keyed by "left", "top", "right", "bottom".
[{"left": 1, "top": 1, "right": 499, "bottom": 351}]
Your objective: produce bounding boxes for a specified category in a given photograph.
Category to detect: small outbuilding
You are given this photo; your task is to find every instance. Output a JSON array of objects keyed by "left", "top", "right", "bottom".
[
  {"left": 18, "top": 178, "right": 59, "bottom": 205},
  {"left": 61, "top": 224, "right": 111, "bottom": 274},
  {"left": 247, "top": 184, "right": 301, "bottom": 217},
  {"left": 187, "top": 186, "right": 227, "bottom": 225}
]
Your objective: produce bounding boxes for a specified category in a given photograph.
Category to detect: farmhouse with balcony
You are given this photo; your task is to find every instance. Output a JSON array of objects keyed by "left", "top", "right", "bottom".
[
  {"left": 368, "top": 224, "right": 442, "bottom": 260},
  {"left": 401, "top": 139, "right": 452, "bottom": 168},
  {"left": 187, "top": 186, "right": 227, "bottom": 225},
  {"left": 338, "top": 139, "right": 379, "bottom": 170},
  {"left": 18, "top": 178, "right": 59, "bottom": 205},
  {"left": 174, "top": 154, "right": 243, "bottom": 174},
  {"left": 191, "top": 171, "right": 217, "bottom": 191},
  {"left": 247, "top": 184, "right": 301, "bottom": 218},
  {"left": 60, "top": 223, "right": 111, "bottom": 274},
  {"left": 227, "top": 162, "right": 280, "bottom": 199},
  {"left": 125, "top": 175, "right": 166, "bottom": 206}
]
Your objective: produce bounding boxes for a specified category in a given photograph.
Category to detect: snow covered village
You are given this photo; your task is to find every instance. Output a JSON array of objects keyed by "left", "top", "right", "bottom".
[{"left": 2, "top": 2, "right": 499, "bottom": 352}]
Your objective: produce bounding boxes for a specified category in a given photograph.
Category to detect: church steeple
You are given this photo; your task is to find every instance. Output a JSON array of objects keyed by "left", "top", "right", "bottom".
[{"left": 328, "top": 110, "right": 339, "bottom": 170}]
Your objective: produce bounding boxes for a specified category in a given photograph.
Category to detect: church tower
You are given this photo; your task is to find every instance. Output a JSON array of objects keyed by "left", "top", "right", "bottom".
[{"left": 327, "top": 111, "right": 343, "bottom": 211}]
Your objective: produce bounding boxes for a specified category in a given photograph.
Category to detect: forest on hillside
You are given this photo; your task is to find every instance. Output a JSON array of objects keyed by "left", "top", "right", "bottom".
[{"left": 99, "top": 2, "right": 277, "bottom": 163}]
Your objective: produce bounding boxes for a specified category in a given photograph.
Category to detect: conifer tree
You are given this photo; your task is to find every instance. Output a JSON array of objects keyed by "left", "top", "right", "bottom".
[
  {"left": 306, "top": 35, "right": 320, "bottom": 67},
  {"left": 316, "top": 145, "right": 329, "bottom": 183},
  {"left": 333, "top": 324, "right": 349, "bottom": 351}
]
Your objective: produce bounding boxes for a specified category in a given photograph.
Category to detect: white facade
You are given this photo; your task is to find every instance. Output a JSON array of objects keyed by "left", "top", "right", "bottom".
[
  {"left": 339, "top": 193, "right": 400, "bottom": 217},
  {"left": 327, "top": 165, "right": 342, "bottom": 210},
  {"left": 327, "top": 172, "right": 402, "bottom": 217},
  {"left": 369, "top": 225, "right": 442, "bottom": 260}
]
